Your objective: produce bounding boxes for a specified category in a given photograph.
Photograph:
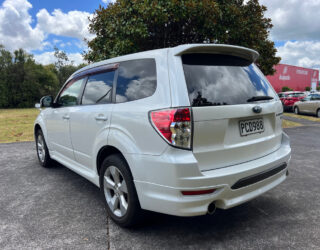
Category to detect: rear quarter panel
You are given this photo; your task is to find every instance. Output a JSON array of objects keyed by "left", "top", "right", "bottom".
[{"left": 107, "top": 50, "right": 172, "bottom": 163}]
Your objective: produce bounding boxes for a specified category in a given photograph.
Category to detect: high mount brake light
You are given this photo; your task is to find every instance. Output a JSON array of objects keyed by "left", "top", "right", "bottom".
[{"left": 150, "top": 108, "right": 192, "bottom": 149}]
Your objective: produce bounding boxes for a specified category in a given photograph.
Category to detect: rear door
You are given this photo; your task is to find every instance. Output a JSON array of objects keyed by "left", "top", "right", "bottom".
[
  {"left": 303, "top": 95, "right": 314, "bottom": 113},
  {"left": 180, "top": 53, "right": 282, "bottom": 171},
  {"left": 298, "top": 96, "right": 311, "bottom": 112},
  {"left": 69, "top": 68, "right": 116, "bottom": 169}
]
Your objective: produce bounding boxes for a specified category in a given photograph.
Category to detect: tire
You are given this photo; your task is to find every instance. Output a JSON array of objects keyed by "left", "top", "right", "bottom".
[
  {"left": 294, "top": 106, "right": 300, "bottom": 115},
  {"left": 282, "top": 104, "right": 287, "bottom": 112},
  {"left": 317, "top": 109, "right": 320, "bottom": 118},
  {"left": 99, "top": 154, "right": 143, "bottom": 227},
  {"left": 35, "top": 129, "right": 52, "bottom": 168}
]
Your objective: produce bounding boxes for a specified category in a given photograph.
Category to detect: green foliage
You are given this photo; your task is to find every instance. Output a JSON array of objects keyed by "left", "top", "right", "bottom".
[
  {"left": 282, "top": 86, "right": 293, "bottom": 92},
  {"left": 54, "top": 47, "right": 85, "bottom": 86},
  {"left": 0, "top": 45, "right": 86, "bottom": 108},
  {"left": 85, "top": 0, "right": 280, "bottom": 75},
  {"left": 305, "top": 86, "right": 311, "bottom": 91},
  {"left": 317, "top": 86, "right": 320, "bottom": 91}
]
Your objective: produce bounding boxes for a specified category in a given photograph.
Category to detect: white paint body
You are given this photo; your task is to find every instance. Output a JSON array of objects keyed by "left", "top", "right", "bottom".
[{"left": 35, "top": 44, "right": 291, "bottom": 216}]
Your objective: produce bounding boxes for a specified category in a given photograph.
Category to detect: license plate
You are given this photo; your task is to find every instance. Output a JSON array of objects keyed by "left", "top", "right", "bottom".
[{"left": 239, "top": 118, "right": 264, "bottom": 136}]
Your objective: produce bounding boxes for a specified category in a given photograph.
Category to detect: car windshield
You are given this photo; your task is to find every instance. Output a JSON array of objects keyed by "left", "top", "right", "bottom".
[{"left": 182, "top": 53, "right": 277, "bottom": 106}]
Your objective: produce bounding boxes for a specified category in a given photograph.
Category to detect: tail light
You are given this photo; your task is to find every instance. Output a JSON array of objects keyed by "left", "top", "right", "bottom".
[{"left": 149, "top": 108, "right": 192, "bottom": 149}]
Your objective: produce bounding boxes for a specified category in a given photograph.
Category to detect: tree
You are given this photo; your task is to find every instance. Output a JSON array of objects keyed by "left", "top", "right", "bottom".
[
  {"left": 305, "top": 86, "right": 311, "bottom": 91},
  {"left": 0, "top": 45, "right": 13, "bottom": 107},
  {"left": 85, "top": 0, "right": 280, "bottom": 75},
  {"left": 0, "top": 45, "right": 61, "bottom": 108},
  {"left": 54, "top": 47, "right": 87, "bottom": 86},
  {"left": 282, "top": 86, "right": 292, "bottom": 92},
  {"left": 0, "top": 45, "right": 87, "bottom": 108}
]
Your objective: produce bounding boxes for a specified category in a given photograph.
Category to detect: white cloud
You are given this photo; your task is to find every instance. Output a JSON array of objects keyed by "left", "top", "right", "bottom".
[
  {"left": 0, "top": 0, "right": 44, "bottom": 51},
  {"left": 102, "top": 0, "right": 116, "bottom": 4},
  {"left": 277, "top": 41, "right": 320, "bottom": 70},
  {"left": 34, "top": 51, "right": 85, "bottom": 66},
  {"left": 0, "top": 0, "right": 93, "bottom": 53},
  {"left": 260, "top": 0, "right": 320, "bottom": 41},
  {"left": 36, "top": 8, "right": 94, "bottom": 42},
  {"left": 53, "top": 39, "right": 62, "bottom": 44}
]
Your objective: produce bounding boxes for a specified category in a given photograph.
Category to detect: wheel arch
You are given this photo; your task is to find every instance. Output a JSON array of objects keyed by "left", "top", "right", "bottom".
[
  {"left": 34, "top": 123, "right": 42, "bottom": 135},
  {"left": 96, "top": 145, "right": 131, "bottom": 177},
  {"left": 34, "top": 123, "right": 47, "bottom": 141}
]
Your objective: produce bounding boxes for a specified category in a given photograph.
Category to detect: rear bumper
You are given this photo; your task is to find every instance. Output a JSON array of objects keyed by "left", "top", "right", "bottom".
[{"left": 132, "top": 133, "right": 291, "bottom": 217}]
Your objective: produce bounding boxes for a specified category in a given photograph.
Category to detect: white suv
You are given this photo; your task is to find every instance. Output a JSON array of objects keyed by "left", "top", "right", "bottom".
[{"left": 34, "top": 44, "right": 291, "bottom": 227}]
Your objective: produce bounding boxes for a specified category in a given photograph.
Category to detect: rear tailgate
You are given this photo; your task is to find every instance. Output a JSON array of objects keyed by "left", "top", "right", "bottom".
[
  {"left": 192, "top": 103, "right": 282, "bottom": 171},
  {"left": 178, "top": 49, "right": 282, "bottom": 172}
]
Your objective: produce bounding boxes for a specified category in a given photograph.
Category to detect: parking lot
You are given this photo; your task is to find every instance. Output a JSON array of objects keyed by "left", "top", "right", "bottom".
[{"left": 0, "top": 125, "right": 320, "bottom": 249}]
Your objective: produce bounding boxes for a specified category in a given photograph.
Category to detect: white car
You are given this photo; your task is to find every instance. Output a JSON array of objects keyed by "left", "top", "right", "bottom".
[{"left": 34, "top": 44, "right": 291, "bottom": 227}]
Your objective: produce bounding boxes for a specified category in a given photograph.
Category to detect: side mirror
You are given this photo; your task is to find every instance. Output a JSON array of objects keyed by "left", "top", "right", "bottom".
[
  {"left": 40, "top": 96, "right": 53, "bottom": 108},
  {"left": 35, "top": 103, "right": 41, "bottom": 109}
]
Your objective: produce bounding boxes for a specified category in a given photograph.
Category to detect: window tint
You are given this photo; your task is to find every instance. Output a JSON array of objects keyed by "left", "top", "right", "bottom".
[
  {"left": 115, "top": 59, "right": 156, "bottom": 103},
  {"left": 311, "top": 94, "right": 320, "bottom": 100},
  {"left": 182, "top": 54, "right": 277, "bottom": 106},
  {"left": 82, "top": 71, "right": 115, "bottom": 105},
  {"left": 57, "top": 78, "right": 84, "bottom": 107}
]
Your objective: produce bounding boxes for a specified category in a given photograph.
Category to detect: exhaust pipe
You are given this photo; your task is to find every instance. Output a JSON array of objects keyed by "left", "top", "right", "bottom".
[{"left": 207, "top": 202, "right": 216, "bottom": 215}]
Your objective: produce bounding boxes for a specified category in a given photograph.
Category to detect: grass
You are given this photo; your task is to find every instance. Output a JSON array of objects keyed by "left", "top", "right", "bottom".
[
  {"left": 0, "top": 108, "right": 40, "bottom": 143},
  {"left": 282, "top": 119, "right": 302, "bottom": 128},
  {"left": 284, "top": 112, "right": 320, "bottom": 122}
]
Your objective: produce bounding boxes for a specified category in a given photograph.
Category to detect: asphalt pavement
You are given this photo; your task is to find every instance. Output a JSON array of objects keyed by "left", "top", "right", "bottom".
[{"left": 0, "top": 126, "right": 319, "bottom": 249}]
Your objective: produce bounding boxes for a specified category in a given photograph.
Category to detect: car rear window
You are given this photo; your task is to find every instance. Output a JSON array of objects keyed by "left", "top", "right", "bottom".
[{"left": 182, "top": 54, "right": 277, "bottom": 106}]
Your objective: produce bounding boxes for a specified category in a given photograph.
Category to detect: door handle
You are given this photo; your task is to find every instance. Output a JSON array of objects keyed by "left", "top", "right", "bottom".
[
  {"left": 62, "top": 114, "right": 70, "bottom": 120},
  {"left": 95, "top": 115, "right": 108, "bottom": 121}
]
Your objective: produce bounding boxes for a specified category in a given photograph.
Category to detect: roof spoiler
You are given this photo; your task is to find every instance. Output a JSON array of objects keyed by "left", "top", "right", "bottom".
[{"left": 173, "top": 44, "right": 259, "bottom": 63}]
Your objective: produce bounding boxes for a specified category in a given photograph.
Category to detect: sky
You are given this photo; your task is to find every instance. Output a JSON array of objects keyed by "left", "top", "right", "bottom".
[{"left": 0, "top": 0, "right": 320, "bottom": 74}]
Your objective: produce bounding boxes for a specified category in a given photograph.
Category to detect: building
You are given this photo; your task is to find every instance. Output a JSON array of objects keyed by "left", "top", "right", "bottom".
[{"left": 266, "top": 64, "right": 319, "bottom": 92}]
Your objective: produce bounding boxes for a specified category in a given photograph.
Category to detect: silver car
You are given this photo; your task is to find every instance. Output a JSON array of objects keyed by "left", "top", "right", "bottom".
[{"left": 294, "top": 93, "right": 320, "bottom": 117}]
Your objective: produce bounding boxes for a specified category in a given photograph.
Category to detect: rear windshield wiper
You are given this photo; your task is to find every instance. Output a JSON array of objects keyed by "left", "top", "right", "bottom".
[{"left": 247, "top": 96, "right": 274, "bottom": 102}]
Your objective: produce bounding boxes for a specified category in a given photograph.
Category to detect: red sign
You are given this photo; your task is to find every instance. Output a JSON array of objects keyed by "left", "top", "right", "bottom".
[{"left": 266, "top": 64, "right": 319, "bottom": 92}]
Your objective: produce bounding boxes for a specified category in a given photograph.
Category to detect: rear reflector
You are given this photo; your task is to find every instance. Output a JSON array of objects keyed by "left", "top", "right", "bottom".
[
  {"left": 150, "top": 108, "right": 192, "bottom": 149},
  {"left": 181, "top": 189, "right": 215, "bottom": 196}
]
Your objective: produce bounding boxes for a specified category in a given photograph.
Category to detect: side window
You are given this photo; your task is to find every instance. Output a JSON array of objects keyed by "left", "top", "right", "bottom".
[
  {"left": 304, "top": 96, "right": 311, "bottom": 101},
  {"left": 311, "top": 94, "right": 320, "bottom": 100},
  {"left": 82, "top": 71, "right": 115, "bottom": 105},
  {"left": 115, "top": 59, "right": 157, "bottom": 103},
  {"left": 57, "top": 78, "right": 84, "bottom": 107}
]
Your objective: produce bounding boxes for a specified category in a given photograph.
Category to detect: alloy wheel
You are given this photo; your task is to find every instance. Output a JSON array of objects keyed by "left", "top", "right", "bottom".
[
  {"left": 37, "top": 134, "right": 46, "bottom": 163},
  {"left": 104, "top": 166, "right": 129, "bottom": 217}
]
